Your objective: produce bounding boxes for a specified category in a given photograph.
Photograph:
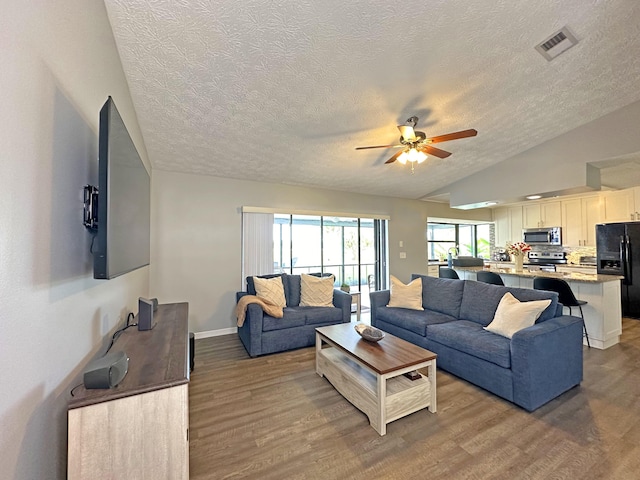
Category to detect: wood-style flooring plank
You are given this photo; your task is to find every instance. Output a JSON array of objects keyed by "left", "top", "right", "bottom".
[{"left": 189, "top": 318, "right": 640, "bottom": 479}]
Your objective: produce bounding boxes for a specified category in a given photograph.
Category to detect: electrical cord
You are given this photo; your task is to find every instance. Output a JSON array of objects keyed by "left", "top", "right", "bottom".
[
  {"left": 104, "top": 312, "right": 137, "bottom": 356},
  {"left": 89, "top": 232, "right": 97, "bottom": 254},
  {"left": 69, "top": 311, "right": 137, "bottom": 396}
]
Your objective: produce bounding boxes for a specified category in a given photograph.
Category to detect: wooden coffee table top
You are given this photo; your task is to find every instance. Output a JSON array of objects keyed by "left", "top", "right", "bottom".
[{"left": 316, "top": 323, "right": 436, "bottom": 375}]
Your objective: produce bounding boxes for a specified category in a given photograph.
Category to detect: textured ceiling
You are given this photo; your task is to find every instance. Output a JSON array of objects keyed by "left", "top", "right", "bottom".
[{"left": 104, "top": 0, "right": 640, "bottom": 201}]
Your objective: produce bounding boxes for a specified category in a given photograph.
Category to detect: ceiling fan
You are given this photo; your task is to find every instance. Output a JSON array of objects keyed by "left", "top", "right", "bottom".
[{"left": 355, "top": 116, "right": 477, "bottom": 173}]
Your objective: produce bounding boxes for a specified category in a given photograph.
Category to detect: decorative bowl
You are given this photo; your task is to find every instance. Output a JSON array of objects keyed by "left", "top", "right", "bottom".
[{"left": 354, "top": 323, "right": 385, "bottom": 342}]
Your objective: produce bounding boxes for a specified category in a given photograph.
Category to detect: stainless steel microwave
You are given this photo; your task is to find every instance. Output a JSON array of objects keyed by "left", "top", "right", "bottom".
[{"left": 523, "top": 227, "right": 562, "bottom": 245}]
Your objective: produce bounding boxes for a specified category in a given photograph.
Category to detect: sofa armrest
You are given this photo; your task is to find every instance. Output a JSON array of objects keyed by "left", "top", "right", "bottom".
[
  {"left": 333, "top": 289, "right": 352, "bottom": 323},
  {"left": 369, "top": 290, "right": 390, "bottom": 328},
  {"left": 236, "top": 291, "right": 249, "bottom": 302},
  {"left": 510, "top": 315, "right": 583, "bottom": 411},
  {"left": 236, "top": 291, "right": 266, "bottom": 357}
]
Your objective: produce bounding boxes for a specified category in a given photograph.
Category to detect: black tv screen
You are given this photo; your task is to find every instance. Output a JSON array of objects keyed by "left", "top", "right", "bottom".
[{"left": 93, "top": 96, "right": 150, "bottom": 279}]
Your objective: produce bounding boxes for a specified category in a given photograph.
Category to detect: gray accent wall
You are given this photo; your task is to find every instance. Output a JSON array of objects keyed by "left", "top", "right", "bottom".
[{"left": 0, "top": 2, "right": 150, "bottom": 478}]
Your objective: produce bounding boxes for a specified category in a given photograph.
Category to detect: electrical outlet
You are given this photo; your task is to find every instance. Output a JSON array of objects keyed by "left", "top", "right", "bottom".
[{"left": 400, "top": 252, "right": 407, "bottom": 259}]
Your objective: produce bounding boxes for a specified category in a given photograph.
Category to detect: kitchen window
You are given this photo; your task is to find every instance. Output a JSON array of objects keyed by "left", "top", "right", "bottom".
[{"left": 427, "top": 222, "right": 492, "bottom": 261}]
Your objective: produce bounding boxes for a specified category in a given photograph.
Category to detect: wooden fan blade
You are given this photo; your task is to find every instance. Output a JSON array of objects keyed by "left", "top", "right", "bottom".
[
  {"left": 397, "top": 125, "right": 417, "bottom": 142},
  {"left": 428, "top": 129, "right": 477, "bottom": 144},
  {"left": 421, "top": 145, "right": 452, "bottom": 158},
  {"left": 355, "top": 144, "right": 403, "bottom": 150},
  {"left": 385, "top": 150, "right": 405, "bottom": 164}
]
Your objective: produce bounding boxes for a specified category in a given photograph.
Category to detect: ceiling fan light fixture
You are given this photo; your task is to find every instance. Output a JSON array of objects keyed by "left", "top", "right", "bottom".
[
  {"left": 397, "top": 151, "right": 408, "bottom": 164},
  {"left": 406, "top": 148, "right": 427, "bottom": 164}
]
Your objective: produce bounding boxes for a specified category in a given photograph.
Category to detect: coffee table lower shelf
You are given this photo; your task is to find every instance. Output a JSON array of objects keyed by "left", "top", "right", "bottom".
[{"left": 316, "top": 339, "right": 436, "bottom": 435}]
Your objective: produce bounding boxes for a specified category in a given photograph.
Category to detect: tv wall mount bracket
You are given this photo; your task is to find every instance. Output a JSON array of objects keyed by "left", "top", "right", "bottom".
[{"left": 83, "top": 184, "right": 99, "bottom": 231}]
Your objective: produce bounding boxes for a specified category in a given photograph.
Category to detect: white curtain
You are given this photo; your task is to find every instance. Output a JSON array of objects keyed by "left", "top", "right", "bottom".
[{"left": 242, "top": 212, "right": 274, "bottom": 284}]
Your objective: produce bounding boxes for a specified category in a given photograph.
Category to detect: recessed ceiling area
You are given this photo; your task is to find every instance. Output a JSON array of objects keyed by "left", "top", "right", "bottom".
[{"left": 103, "top": 0, "right": 640, "bottom": 205}]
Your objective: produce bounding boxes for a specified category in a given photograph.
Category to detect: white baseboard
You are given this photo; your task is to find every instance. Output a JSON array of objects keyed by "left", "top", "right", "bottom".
[{"left": 194, "top": 327, "right": 237, "bottom": 339}]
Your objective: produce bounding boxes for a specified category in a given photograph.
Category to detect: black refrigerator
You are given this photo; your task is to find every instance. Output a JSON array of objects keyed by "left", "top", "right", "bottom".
[{"left": 596, "top": 222, "right": 640, "bottom": 318}]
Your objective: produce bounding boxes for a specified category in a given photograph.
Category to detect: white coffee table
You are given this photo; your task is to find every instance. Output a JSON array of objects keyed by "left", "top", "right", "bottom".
[{"left": 315, "top": 323, "right": 437, "bottom": 435}]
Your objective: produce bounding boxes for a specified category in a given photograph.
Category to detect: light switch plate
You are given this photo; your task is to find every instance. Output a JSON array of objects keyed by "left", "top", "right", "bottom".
[
  {"left": 399, "top": 240, "right": 404, "bottom": 247},
  {"left": 400, "top": 252, "right": 407, "bottom": 259}
]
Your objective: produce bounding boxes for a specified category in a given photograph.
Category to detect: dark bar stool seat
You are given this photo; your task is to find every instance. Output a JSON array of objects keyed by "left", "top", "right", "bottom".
[
  {"left": 533, "top": 277, "right": 590, "bottom": 348},
  {"left": 439, "top": 267, "right": 460, "bottom": 279},
  {"left": 476, "top": 270, "right": 504, "bottom": 286}
]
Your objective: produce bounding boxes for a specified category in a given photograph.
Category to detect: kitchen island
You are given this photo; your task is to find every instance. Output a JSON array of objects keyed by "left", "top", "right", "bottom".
[{"left": 453, "top": 266, "right": 624, "bottom": 349}]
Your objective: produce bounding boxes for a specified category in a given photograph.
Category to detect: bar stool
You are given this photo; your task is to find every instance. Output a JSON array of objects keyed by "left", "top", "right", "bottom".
[
  {"left": 533, "top": 277, "right": 590, "bottom": 348},
  {"left": 476, "top": 271, "right": 504, "bottom": 286},
  {"left": 439, "top": 267, "right": 460, "bottom": 279}
]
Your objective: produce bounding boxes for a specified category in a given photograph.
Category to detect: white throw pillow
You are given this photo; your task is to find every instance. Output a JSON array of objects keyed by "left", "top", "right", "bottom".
[
  {"left": 387, "top": 275, "right": 424, "bottom": 310},
  {"left": 484, "top": 292, "right": 551, "bottom": 339},
  {"left": 253, "top": 276, "right": 286, "bottom": 307},
  {"left": 300, "top": 274, "right": 335, "bottom": 307}
]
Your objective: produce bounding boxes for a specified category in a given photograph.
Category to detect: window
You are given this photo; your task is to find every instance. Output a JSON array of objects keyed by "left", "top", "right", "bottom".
[
  {"left": 244, "top": 209, "right": 389, "bottom": 306},
  {"left": 427, "top": 222, "right": 492, "bottom": 260}
]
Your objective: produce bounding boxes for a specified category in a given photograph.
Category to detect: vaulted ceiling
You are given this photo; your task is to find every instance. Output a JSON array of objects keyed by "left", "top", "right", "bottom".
[{"left": 104, "top": 0, "right": 640, "bottom": 204}]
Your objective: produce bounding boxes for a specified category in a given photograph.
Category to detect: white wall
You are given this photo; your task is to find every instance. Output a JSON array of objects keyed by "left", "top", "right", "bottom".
[
  {"left": 0, "top": 2, "right": 150, "bottom": 478},
  {"left": 429, "top": 98, "right": 640, "bottom": 208},
  {"left": 151, "top": 170, "right": 491, "bottom": 335}
]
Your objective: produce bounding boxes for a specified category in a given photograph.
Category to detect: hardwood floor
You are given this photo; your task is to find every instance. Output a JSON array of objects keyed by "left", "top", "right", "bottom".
[{"left": 189, "top": 319, "right": 640, "bottom": 479}]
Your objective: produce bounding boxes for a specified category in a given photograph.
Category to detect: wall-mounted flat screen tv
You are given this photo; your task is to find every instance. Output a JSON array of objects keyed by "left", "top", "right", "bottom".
[{"left": 93, "top": 96, "right": 150, "bottom": 279}]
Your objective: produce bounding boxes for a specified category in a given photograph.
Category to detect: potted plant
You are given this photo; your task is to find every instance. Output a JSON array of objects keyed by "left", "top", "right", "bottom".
[{"left": 340, "top": 282, "right": 351, "bottom": 293}]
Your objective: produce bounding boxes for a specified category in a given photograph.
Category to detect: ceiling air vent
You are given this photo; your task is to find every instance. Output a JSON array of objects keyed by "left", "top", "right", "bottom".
[{"left": 535, "top": 26, "right": 578, "bottom": 61}]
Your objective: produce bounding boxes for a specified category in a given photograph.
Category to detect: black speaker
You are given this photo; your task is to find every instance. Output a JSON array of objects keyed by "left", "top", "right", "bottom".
[
  {"left": 83, "top": 350, "right": 129, "bottom": 389},
  {"left": 189, "top": 332, "right": 195, "bottom": 372},
  {"left": 138, "top": 297, "right": 156, "bottom": 331}
]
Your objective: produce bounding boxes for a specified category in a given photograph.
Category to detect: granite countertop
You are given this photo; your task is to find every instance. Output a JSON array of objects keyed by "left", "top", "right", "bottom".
[{"left": 453, "top": 265, "right": 623, "bottom": 283}]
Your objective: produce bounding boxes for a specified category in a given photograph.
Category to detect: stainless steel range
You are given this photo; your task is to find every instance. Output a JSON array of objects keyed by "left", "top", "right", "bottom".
[{"left": 526, "top": 251, "right": 567, "bottom": 272}]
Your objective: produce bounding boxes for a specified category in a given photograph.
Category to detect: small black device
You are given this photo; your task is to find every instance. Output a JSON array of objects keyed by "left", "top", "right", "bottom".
[
  {"left": 404, "top": 370, "right": 422, "bottom": 381},
  {"left": 138, "top": 297, "right": 156, "bottom": 331},
  {"left": 83, "top": 350, "right": 129, "bottom": 389}
]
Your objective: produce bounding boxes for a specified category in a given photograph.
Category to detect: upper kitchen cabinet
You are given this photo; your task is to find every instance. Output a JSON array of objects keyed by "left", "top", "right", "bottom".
[
  {"left": 602, "top": 188, "right": 636, "bottom": 222},
  {"left": 522, "top": 201, "right": 562, "bottom": 229},
  {"left": 561, "top": 195, "right": 602, "bottom": 246},
  {"left": 494, "top": 206, "right": 523, "bottom": 247}
]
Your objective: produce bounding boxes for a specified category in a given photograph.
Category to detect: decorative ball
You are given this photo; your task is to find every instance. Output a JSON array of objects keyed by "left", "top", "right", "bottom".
[{"left": 354, "top": 323, "right": 385, "bottom": 342}]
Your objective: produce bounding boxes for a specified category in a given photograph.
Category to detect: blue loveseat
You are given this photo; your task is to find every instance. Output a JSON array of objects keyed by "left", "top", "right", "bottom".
[
  {"left": 370, "top": 274, "right": 584, "bottom": 411},
  {"left": 237, "top": 274, "right": 352, "bottom": 357}
]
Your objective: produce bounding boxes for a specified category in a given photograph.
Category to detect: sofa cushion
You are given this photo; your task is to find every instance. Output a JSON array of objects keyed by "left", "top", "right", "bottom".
[
  {"left": 411, "top": 274, "right": 465, "bottom": 318},
  {"left": 484, "top": 292, "right": 551, "bottom": 338},
  {"left": 377, "top": 307, "right": 456, "bottom": 337},
  {"left": 459, "top": 281, "right": 558, "bottom": 327},
  {"left": 388, "top": 275, "right": 423, "bottom": 310},
  {"left": 428, "top": 320, "right": 512, "bottom": 368},
  {"left": 262, "top": 308, "right": 306, "bottom": 331},
  {"left": 303, "top": 306, "right": 344, "bottom": 325},
  {"left": 247, "top": 273, "right": 290, "bottom": 299},
  {"left": 285, "top": 275, "right": 302, "bottom": 307},
  {"left": 253, "top": 275, "right": 287, "bottom": 307},
  {"left": 300, "top": 274, "right": 335, "bottom": 307}
]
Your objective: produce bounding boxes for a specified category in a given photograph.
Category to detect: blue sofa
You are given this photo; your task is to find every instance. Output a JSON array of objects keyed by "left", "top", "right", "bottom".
[
  {"left": 237, "top": 274, "right": 352, "bottom": 357},
  {"left": 370, "top": 274, "right": 583, "bottom": 411}
]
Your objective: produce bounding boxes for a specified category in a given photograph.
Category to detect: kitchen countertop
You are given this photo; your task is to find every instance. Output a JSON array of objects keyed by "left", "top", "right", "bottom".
[{"left": 452, "top": 265, "right": 623, "bottom": 283}]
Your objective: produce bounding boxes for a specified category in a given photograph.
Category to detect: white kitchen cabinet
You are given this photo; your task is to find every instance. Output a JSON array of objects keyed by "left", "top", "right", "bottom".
[
  {"left": 561, "top": 195, "right": 602, "bottom": 246},
  {"left": 523, "top": 201, "right": 562, "bottom": 228},
  {"left": 602, "top": 188, "right": 635, "bottom": 222},
  {"left": 494, "top": 207, "right": 509, "bottom": 248},
  {"left": 582, "top": 195, "right": 603, "bottom": 246},
  {"left": 494, "top": 206, "right": 523, "bottom": 247},
  {"left": 509, "top": 206, "right": 523, "bottom": 244}
]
